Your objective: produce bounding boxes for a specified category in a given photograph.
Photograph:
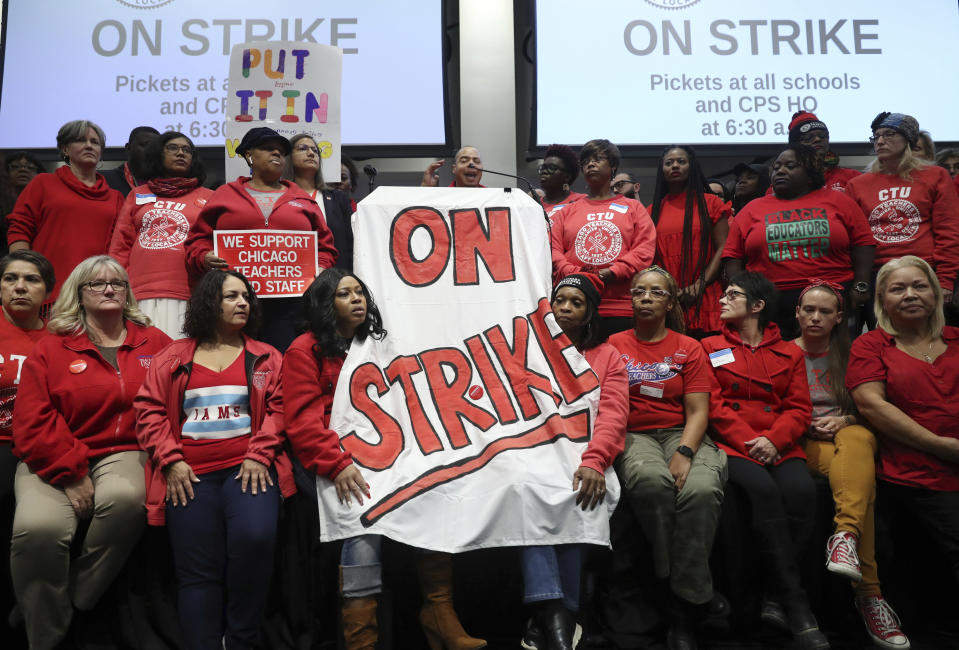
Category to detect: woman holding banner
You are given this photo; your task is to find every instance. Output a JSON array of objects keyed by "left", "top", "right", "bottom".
[
  {"left": 283, "top": 268, "right": 485, "bottom": 650},
  {"left": 286, "top": 133, "right": 354, "bottom": 271},
  {"left": 518, "top": 273, "right": 628, "bottom": 650},
  {"left": 184, "top": 127, "right": 338, "bottom": 352},
  {"left": 608, "top": 266, "right": 727, "bottom": 650},
  {"left": 550, "top": 139, "right": 657, "bottom": 339},
  {"left": 109, "top": 131, "right": 212, "bottom": 339},
  {"left": 135, "top": 269, "right": 296, "bottom": 650}
]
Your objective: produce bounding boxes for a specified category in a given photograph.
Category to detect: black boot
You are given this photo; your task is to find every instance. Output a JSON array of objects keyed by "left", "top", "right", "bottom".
[
  {"left": 666, "top": 594, "right": 698, "bottom": 650},
  {"left": 537, "top": 600, "right": 574, "bottom": 650},
  {"left": 786, "top": 598, "right": 830, "bottom": 650}
]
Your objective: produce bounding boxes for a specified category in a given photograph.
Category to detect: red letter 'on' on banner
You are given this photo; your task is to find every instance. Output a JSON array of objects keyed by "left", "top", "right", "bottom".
[
  {"left": 342, "top": 362, "right": 405, "bottom": 470},
  {"left": 419, "top": 347, "right": 497, "bottom": 449},
  {"left": 390, "top": 207, "right": 451, "bottom": 287},
  {"left": 451, "top": 207, "right": 515, "bottom": 285}
]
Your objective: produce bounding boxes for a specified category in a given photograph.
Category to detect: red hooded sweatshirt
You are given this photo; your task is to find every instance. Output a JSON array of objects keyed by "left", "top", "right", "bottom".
[
  {"left": 184, "top": 178, "right": 337, "bottom": 282},
  {"left": 134, "top": 336, "right": 296, "bottom": 526},
  {"left": 6, "top": 166, "right": 123, "bottom": 301},
  {"left": 12, "top": 322, "right": 172, "bottom": 485},
  {"left": 702, "top": 323, "right": 812, "bottom": 465}
]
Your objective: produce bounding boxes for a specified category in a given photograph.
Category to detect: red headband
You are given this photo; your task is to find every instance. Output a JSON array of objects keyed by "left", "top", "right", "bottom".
[{"left": 799, "top": 279, "right": 845, "bottom": 309}]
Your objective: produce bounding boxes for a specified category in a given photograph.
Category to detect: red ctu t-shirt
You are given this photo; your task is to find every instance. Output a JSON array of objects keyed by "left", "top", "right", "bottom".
[
  {"left": 722, "top": 187, "right": 873, "bottom": 290},
  {"left": 846, "top": 327, "right": 959, "bottom": 491},
  {"left": 608, "top": 329, "right": 712, "bottom": 431},
  {"left": 0, "top": 316, "right": 47, "bottom": 444}
]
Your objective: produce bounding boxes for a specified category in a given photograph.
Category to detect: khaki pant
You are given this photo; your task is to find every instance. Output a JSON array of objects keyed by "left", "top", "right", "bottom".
[
  {"left": 615, "top": 428, "right": 727, "bottom": 604},
  {"left": 804, "top": 425, "right": 880, "bottom": 597},
  {"left": 11, "top": 451, "right": 146, "bottom": 649}
]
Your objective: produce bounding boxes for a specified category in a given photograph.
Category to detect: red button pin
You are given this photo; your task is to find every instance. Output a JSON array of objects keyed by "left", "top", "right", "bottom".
[{"left": 69, "top": 359, "right": 87, "bottom": 374}]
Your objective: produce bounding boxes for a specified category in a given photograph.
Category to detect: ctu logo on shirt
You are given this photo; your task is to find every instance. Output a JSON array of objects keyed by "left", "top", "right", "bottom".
[
  {"left": 878, "top": 187, "right": 911, "bottom": 201},
  {"left": 585, "top": 212, "right": 615, "bottom": 221}
]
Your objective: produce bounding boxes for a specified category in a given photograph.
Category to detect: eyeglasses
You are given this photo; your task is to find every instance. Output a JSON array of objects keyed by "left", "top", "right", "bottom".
[
  {"left": 83, "top": 280, "right": 128, "bottom": 293},
  {"left": 629, "top": 288, "right": 670, "bottom": 299},
  {"left": 8, "top": 162, "right": 38, "bottom": 172},
  {"left": 164, "top": 143, "right": 194, "bottom": 155},
  {"left": 869, "top": 131, "right": 901, "bottom": 144},
  {"left": 294, "top": 144, "right": 320, "bottom": 154},
  {"left": 583, "top": 154, "right": 609, "bottom": 166},
  {"left": 612, "top": 180, "right": 634, "bottom": 191},
  {"left": 537, "top": 164, "right": 562, "bottom": 175},
  {"left": 719, "top": 289, "right": 747, "bottom": 301}
]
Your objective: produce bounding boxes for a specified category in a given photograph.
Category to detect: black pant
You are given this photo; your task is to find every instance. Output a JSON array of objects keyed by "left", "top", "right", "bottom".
[
  {"left": 258, "top": 296, "right": 302, "bottom": 353},
  {"left": 726, "top": 457, "right": 817, "bottom": 602},
  {"left": 878, "top": 480, "right": 959, "bottom": 584}
]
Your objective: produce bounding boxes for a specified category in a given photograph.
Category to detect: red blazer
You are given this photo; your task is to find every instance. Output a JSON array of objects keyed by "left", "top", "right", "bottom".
[
  {"left": 281, "top": 333, "right": 353, "bottom": 479},
  {"left": 703, "top": 323, "right": 812, "bottom": 465},
  {"left": 183, "top": 178, "right": 338, "bottom": 281},
  {"left": 134, "top": 336, "right": 296, "bottom": 525},
  {"left": 12, "top": 322, "right": 172, "bottom": 485}
]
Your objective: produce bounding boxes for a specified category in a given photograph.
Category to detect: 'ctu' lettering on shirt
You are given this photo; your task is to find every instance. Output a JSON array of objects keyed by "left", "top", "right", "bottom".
[
  {"left": 763, "top": 207, "right": 831, "bottom": 262},
  {"left": 877, "top": 187, "right": 911, "bottom": 201}
]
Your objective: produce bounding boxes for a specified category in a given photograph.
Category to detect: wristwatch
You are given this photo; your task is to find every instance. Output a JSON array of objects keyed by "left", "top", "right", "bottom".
[
  {"left": 852, "top": 281, "right": 871, "bottom": 294},
  {"left": 676, "top": 445, "right": 695, "bottom": 459}
]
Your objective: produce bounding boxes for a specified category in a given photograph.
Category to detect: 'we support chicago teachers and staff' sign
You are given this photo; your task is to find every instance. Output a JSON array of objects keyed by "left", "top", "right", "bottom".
[{"left": 319, "top": 187, "right": 618, "bottom": 553}]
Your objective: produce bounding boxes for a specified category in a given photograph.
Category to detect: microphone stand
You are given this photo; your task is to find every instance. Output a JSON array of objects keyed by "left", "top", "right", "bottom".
[{"left": 467, "top": 164, "right": 549, "bottom": 224}]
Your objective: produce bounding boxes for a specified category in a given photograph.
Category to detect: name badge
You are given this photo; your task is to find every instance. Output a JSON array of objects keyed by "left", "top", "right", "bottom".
[
  {"left": 640, "top": 381, "right": 665, "bottom": 399},
  {"left": 709, "top": 348, "right": 735, "bottom": 367},
  {"left": 135, "top": 193, "right": 157, "bottom": 205}
]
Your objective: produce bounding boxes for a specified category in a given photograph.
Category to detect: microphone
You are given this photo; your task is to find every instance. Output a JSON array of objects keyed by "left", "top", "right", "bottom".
[
  {"left": 363, "top": 164, "right": 377, "bottom": 193},
  {"left": 467, "top": 163, "right": 548, "bottom": 222}
]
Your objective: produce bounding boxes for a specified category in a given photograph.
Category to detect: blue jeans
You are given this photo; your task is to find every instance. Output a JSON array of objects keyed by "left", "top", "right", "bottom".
[
  {"left": 166, "top": 465, "right": 280, "bottom": 650},
  {"left": 341, "top": 534, "right": 382, "bottom": 598},
  {"left": 521, "top": 545, "right": 582, "bottom": 611}
]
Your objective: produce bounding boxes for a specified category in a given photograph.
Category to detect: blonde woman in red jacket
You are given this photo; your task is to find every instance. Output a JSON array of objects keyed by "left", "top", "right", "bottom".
[
  {"left": 109, "top": 131, "right": 213, "bottom": 339},
  {"left": 11, "top": 255, "right": 171, "bottom": 649},
  {"left": 134, "top": 269, "right": 295, "bottom": 650},
  {"left": 703, "top": 271, "right": 827, "bottom": 650}
]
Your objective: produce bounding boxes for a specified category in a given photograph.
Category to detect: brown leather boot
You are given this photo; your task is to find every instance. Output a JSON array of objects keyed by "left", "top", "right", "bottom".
[
  {"left": 342, "top": 597, "right": 377, "bottom": 650},
  {"left": 416, "top": 553, "right": 486, "bottom": 650}
]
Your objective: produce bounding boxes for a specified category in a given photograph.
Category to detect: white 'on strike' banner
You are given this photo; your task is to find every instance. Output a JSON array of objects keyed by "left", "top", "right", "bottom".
[{"left": 318, "top": 187, "right": 619, "bottom": 552}]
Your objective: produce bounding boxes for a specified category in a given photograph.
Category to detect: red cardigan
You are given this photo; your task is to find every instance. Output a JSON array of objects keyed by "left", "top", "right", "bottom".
[
  {"left": 12, "top": 322, "right": 172, "bottom": 485},
  {"left": 281, "top": 333, "right": 353, "bottom": 479},
  {"left": 184, "top": 178, "right": 338, "bottom": 282},
  {"left": 6, "top": 167, "right": 123, "bottom": 301},
  {"left": 579, "top": 342, "right": 629, "bottom": 474},
  {"left": 702, "top": 323, "right": 812, "bottom": 465},
  {"left": 134, "top": 336, "right": 296, "bottom": 526}
]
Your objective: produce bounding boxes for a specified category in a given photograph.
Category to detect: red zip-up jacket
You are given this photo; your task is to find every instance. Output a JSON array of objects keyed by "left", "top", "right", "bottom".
[
  {"left": 134, "top": 336, "right": 296, "bottom": 525},
  {"left": 702, "top": 323, "right": 812, "bottom": 465},
  {"left": 281, "top": 333, "right": 353, "bottom": 479},
  {"left": 133, "top": 337, "right": 296, "bottom": 526},
  {"left": 183, "top": 177, "right": 338, "bottom": 282},
  {"left": 12, "top": 322, "right": 172, "bottom": 486}
]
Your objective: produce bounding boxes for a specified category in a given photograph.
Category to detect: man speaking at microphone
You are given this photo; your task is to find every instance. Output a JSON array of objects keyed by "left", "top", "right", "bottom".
[{"left": 421, "top": 146, "right": 485, "bottom": 187}]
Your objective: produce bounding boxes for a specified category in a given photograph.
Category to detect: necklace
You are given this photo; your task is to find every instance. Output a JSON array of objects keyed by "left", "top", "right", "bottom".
[{"left": 899, "top": 337, "right": 935, "bottom": 363}]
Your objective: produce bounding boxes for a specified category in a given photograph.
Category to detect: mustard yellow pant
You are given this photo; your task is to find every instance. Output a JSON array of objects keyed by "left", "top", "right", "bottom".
[{"left": 804, "top": 425, "right": 880, "bottom": 597}]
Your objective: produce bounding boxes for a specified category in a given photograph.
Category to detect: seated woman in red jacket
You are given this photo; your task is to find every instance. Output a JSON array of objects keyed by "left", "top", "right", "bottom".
[
  {"left": 11, "top": 255, "right": 171, "bottom": 649},
  {"left": 847, "top": 256, "right": 959, "bottom": 626},
  {"left": 520, "top": 273, "right": 628, "bottom": 650},
  {"left": 134, "top": 269, "right": 295, "bottom": 650},
  {"left": 184, "top": 127, "right": 338, "bottom": 352},
  {"left": 283, "top": 269, "right": 483, "bottom": 650},
  {"left": 109, "top": 130, "right": 213, "bottom": 339},
  {"left": 608, "top": 266, "right": 727, "bottom": 649},
  {"left": 703, "top": 271, "right": 827, "bottom": 649}
]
